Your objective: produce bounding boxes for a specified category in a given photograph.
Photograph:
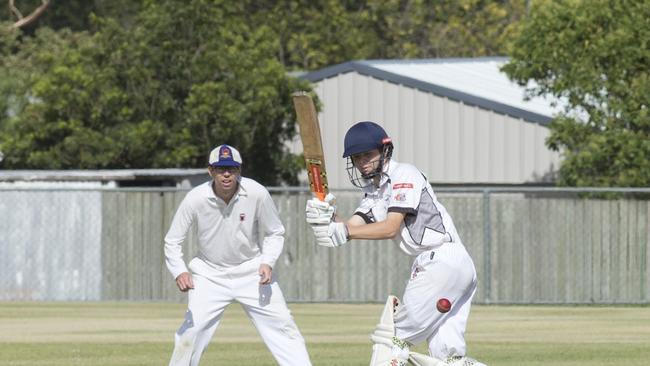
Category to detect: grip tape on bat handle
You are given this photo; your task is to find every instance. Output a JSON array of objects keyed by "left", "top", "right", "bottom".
[{"left": 308, "top": 163, "right": 327, "bottom": 201}]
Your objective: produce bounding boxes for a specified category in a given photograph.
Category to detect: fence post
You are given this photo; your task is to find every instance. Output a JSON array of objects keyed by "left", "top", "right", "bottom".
[
  {"left": 642, "top": 223, "right": 647, "bottom": 302},
  {"left": 483, "top": 189, "right": 491, "bottom": 303}
]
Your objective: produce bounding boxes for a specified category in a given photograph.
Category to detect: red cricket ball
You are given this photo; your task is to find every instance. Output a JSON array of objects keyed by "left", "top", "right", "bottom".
[{"left": 436, "top": 298, "right": 451, "bottom": 313}]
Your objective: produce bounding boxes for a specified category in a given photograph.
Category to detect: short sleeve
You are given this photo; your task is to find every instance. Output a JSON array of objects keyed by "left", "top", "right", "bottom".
[{"left": 353, "top": 195, "right": 379, "bottom": 223}]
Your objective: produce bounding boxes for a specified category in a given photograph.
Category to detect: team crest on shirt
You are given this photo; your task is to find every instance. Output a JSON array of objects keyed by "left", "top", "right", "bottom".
[
  {"left": 392, "top": 183, "right": 413, "bottom": 189},
  {"left": 240, "top": 213, "right": 245, "bottom": 221},
  {"left": 394, "top": 193, "right": 406, "bottom": 202}
]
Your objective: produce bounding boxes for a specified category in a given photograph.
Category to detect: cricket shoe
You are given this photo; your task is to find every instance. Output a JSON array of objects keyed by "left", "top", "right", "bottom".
[{"left": 441, "top": 355, "right": 487, "bottom": 366}]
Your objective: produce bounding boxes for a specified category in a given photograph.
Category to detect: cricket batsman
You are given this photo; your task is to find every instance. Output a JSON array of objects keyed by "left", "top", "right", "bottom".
[{"left": 305, "top": 122, "right": 487, "bottom": 366}]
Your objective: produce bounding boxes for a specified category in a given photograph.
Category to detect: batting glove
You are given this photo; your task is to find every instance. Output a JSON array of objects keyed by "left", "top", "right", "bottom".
[
  {"left": 311, "top": 222, "right": 349, "bottom": 247},
  {"left": 305, "top": 193, "right": 337, "bottom": 225}
]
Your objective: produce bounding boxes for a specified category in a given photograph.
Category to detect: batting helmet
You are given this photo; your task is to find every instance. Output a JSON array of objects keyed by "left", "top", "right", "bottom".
[
  {"left": 343, "top": 121, "right": 392, "bottom": 158},
  {"left": 342, "top": 121, "right": 393, "bottom": 188}
]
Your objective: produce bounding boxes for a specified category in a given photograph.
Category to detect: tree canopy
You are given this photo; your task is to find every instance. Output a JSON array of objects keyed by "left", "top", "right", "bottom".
[
  {"left": 0, "top": 0, "right": 527, "bottom": 185},
  {"left": 502, "top": 0, "right": 650, "bottom": 187},
  {"left": 247, "top": 0, "right": 526, "bottom": 70},
  {"left": 2, "top": 0, "right": 142, "bottom": 31},
  {"left": 1, "top": 1, "right": 308, "bottom": 185}
]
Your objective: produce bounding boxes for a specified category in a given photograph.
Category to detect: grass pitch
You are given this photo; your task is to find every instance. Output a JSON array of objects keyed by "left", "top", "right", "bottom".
[{"left": 0, "top": 302, "right": 649, "bottom": 365}]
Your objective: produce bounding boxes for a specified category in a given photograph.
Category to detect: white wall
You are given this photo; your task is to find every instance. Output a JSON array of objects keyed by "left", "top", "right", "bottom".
[{"left": 291, "top": 72, "right": 561, "bottom": 188}]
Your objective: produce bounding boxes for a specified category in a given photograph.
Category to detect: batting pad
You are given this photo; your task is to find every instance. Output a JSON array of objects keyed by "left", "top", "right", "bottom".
[
  {"left": 369, "top": 295, "right": 409, "bottom": 366},
  {"left": 408, "top": 351, "right": 443, "bottom": 366}
]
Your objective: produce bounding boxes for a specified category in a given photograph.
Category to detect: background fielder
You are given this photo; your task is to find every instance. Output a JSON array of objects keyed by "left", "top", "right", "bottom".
[
  {"left": 305, "top": 122, "right": 486, "bottom": 366},
  {"left": 164, "top": 144, "right": 312, "bottom": 366}
]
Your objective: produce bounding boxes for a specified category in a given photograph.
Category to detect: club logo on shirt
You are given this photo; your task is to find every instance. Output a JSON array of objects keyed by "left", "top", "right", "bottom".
[
  {"left": 240, "top": 213, "right": 245, "bottom": 221},
  {"left": 220, "top": 148, "right": 231, "bottom": 159},
  {"left": 394, "top": 193, "right": 406, "bottom": 202},
  {"left": 392, "top": 183, "right": 413, "bottom": 189}
]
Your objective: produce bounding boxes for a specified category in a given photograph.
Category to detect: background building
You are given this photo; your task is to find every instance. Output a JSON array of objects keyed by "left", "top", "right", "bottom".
[{"left": 295, "top": 57, "right": 564, "bottom": 189}]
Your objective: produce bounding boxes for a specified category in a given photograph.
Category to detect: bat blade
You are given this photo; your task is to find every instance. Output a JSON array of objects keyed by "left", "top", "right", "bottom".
[{"left": 292, "top": 91, "right": 329, "bottom": 201}]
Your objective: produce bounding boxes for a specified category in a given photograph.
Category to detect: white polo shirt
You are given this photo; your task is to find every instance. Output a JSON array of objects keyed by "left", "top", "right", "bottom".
[
  {"left": 164, "top": 177, "right": 285, "bottom": 279},
  {"left": 354, "top": 160, "right": 461, "bottom": 256}
]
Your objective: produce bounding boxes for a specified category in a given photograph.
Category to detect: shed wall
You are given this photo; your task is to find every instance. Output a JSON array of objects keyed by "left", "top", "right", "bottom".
[{"left": 292, "top": 72, "right": 561, "bottom": 188}]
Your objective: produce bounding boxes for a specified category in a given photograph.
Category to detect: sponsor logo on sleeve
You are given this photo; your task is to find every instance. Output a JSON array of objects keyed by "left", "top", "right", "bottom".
[
  {"left": 392, "top": 183, "right": 413, "bottom": 189},
  {"left": 394, "top": 193, "right": 407, "bottom": 202}
]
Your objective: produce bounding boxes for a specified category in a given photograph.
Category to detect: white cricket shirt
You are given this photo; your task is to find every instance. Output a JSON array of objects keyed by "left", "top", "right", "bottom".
[
  {"left": 354, "top": 160, "right": 462, "bottom": 256},
  {"left": 164, "top": 177, "right": 285, "bottom": 279}
]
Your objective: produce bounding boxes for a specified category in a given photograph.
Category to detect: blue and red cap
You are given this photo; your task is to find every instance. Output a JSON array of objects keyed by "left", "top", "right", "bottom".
[{"left": 209, "top": 144, "right": 242, "bottom": 167}]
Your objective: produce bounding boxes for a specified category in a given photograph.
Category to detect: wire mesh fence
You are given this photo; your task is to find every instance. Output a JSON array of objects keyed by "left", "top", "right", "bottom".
[
  {"left": 1, "top": 186, "right": 649, "bottom": 304},
  {"left": 0, "top": 190, "right": 102, "bottom": 301}
]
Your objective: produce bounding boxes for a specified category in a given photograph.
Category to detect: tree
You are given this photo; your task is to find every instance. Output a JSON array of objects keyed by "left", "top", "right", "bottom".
[
  {"left": 4, "top": 1, "right": 528, "bottom": 69},
  {"left": 2, "top": 0, "right": 143, "bottom": 31},
  {"left": 502, "top": 0, "right": 650, "bottom": 187},
  {"left": 355, "top": 0, "right": 526, "bottom": 59},
  {"left": 1, "top": 0, "right": 528, "bottom": 184},
  {"left": 0, "top": 22, "right": 80, "bottom": 140},
  {"left": 247, "top": 0, "right": 526, "bottom": 71},
  {"left": 243, "top": 1, "right": 377, "bottom": 71},
  {"left": 7, "top": 0, "right": 50, "bottom": 29},
  {"left": 0, "top": 0, "right": 310, "bottom": 185}
]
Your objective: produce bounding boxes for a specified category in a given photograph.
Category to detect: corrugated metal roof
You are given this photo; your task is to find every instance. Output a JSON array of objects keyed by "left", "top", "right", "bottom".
[{"left": 302, "top": 57, "right": 564, "bottom": 125}]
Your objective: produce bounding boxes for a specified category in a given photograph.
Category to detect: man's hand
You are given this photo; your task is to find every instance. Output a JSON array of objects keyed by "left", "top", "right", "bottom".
[
  {"left": 175, "top": 272, "right": 194, "bottom": 292},
  {"left": 305, "top": 193, "right": 336, "bottom": 224},
  {"left": 258, "top": 264, "right": 272, "bottom": 285},
  {"left": 311, "top": 222, "right": 349, "bottom": 247}
]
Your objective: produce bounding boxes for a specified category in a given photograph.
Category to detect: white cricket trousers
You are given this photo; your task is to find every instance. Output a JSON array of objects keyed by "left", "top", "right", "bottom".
[
  {"left": 395, "top": 242, "right": 478, "bottom": 360},
  {"left": 168, "top": 256, "right": 312, "bottom": 366}
]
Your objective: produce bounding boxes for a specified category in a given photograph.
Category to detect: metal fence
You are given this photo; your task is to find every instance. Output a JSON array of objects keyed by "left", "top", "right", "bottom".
[{"left": 1, "top": 186, "right": 649, "bottom": 304}]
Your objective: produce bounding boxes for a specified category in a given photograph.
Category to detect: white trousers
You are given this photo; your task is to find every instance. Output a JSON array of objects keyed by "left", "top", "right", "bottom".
[
  {"left": 395, "top": 243, "right": 478, "bottom": 360},
  {"left": 169, "top": 257, "right": 312, "bottom": 366}
]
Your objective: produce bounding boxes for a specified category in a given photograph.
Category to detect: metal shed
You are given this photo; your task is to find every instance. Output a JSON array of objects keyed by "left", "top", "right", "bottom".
[{"left": 295, "top": 57, "right": 563, "bottom": 189}]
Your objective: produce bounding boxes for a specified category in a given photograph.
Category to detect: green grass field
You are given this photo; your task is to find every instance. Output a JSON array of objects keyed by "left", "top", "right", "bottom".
[{"left": 0, "top": 302, "right": 649, "bottom": 365}]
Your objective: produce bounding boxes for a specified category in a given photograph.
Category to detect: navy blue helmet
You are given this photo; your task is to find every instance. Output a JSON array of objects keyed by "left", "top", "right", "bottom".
[
  {"left": 342, "top": 121, "right": 393, "bottom": 188},
  {"left": 343, "top": 121, "right": 392, "bottom": 157}
]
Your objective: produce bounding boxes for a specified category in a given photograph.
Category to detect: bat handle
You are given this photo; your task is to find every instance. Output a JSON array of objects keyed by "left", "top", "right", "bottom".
[{"left": 316, "top": 192, "right": 326, "bottom": 202}]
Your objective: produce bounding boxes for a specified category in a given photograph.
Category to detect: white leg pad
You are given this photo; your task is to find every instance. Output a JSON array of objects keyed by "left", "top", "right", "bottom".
[
  {"left": 408, "top": 351, "right": 443, "bottom": 366},
  {"left": 369, "top": 295, "right": 410, "bottom": 366}
]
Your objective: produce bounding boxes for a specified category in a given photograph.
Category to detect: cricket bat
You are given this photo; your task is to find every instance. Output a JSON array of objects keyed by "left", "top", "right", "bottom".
[{"left": 292, "top": 91, "right": 329, "bottom": 202}]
